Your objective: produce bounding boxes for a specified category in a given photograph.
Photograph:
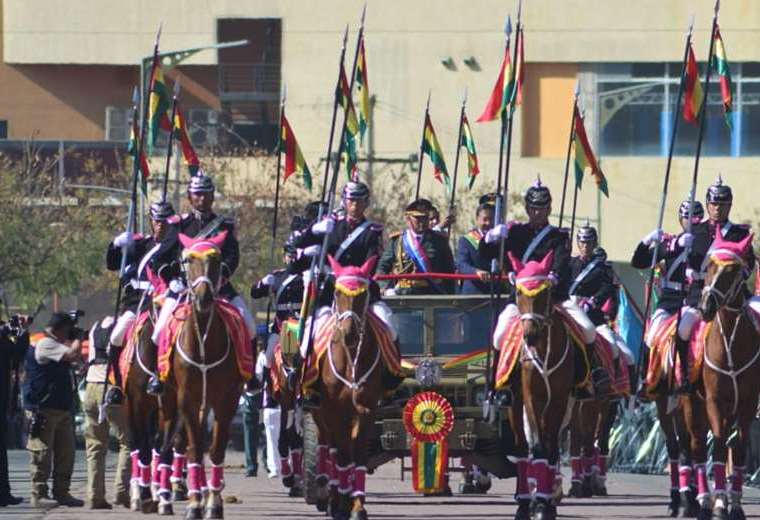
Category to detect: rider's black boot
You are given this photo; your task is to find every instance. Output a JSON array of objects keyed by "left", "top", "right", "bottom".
[{"left": 674, "top": 336, "right": 693, "bottom": 394}]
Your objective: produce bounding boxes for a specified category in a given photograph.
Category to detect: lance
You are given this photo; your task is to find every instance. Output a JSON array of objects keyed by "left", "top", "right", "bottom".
[
  {"left": 320, "top": 25, "right": 350, "bottom": 202},
  {"left": 300, "top": 7, "right": 366, "bottom": 377},
  {"left": 265, "top": 86, "right": 287, "bottom": 330},
  {"left": 161, "top": 77, "right": 181, "bottom": 202},
  {"left": 484, "top": 11, "right": 516, "bottom": 416},
  {"left": 447, "top": 89, "right": 468, "bottom": 225},
  {"left": 558, "top": 82, "right": 580, "bottom": 226},
  {"left": 569, "top": 107, "right": 586, "bottom": 245},
  {"left": 414, "top": 91, "right": 432, "bottom": 200},
  {"left": 635, "top": 16, "right": 695, "bottom": 388}
]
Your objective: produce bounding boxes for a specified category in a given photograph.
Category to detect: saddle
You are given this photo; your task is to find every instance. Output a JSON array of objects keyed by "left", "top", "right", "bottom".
[{"left": 117, "top": 310, "right": 151, "bottom": 388}]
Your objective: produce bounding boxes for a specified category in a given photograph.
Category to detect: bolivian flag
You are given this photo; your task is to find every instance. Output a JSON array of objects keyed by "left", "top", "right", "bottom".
[
  {"left": 147, "top": 55, "right": 172, "bottom": 153},
  {"left": 127, "top": 117, "right": 150, "bottom": 193},
  {"left": 460, "top": 112, "right": 480, "bottom": 190},
  {"left": 683, "top": 44, "right": 704, "bottom": 126},
  {"left": 173, "top": 104, "right": 200, "bottom": 176},
  {"left": 337, "top": 66, "right": 360, "bottom": 177},
  {"left": 477, "top": 45, "right": 513, "bottom": 123},
  {"left": 280, "top": 114, "right": 312, "bottom": 191},
  {"left": 573, "top": 108, "right": 608, "bottom": 197},
  {"left": 421, "top": 113, "right": 450, "bottom": 190},
  {"left": 712, "top": 26, "right": 733, "bottom": 129},
  {"left": 356, "top": 37, "right": 371, "bottom": 143}
]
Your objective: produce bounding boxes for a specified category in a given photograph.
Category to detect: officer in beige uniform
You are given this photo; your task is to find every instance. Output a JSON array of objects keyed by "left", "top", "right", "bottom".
[{"left": 82, "top": 317, "right": 131, "bottom": 509}]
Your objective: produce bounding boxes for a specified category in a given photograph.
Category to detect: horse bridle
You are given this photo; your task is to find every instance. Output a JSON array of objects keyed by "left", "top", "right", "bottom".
[
  {"left": 514, "top": 273, "right": 553, "bottom": 332},
  {"left": 702, "top": 254, "right": 746, "bottom": 314},
  {"left": 327, "top": 278, "right": 380, "bottom": 393}
]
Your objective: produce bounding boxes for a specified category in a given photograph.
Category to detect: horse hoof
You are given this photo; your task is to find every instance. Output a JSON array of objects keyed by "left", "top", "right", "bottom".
[
  {"left": 131, "top": 499, "right": 142, "bottom": 512},
  {"left": 591, "top": 478, "right": 607, "bottom": 497},
  {"left": 729, "top": 506, "right": 746, "bottom": 520},
  {"left": 184, "top": 506, "right": 203, "bottom": 520},
  {"left": 349, "top": 510, "right": 368, "bottom": 520},
  {"left": 316, "top": 499, "right": 328, "bottom": 512},
  {"left": 142, "top": 499, "right": 158, "bottom": 514},
  {"left": 204, "top": 505, "right": 223, "bottom": 519},
  {"left": 288, "top": 485, "right": 304, "bottom": 498},
  {"left": 173, "top": 482, "right": 189, "bottom": 502},
  {"left": 316, "top": 475, "right": 329, "bottom": 487},
  {"left": 697, "top": 506, "right": 713, "bottom": 520},
  {"left": 282, "top": 474, "right": 295, "bottom": 489},
  {"left": 159, "top": 502, "right": 174, "bottom": 516},
  {"left": 668, "top": 489, "right": 681, "bottom": 517},
  {"left": 682, "top": 489, "right": 699, "bottom": 518},
  {"left": 533, "top": 501, "right": 556, "bottom": 520},
  {"left": 568, "top": 481, "right": 583, "bottom": 498},
  {"left": 514, "top": 500, "right": 531, "bottom": 520},
  {"left": 581, "top": 476, "right": 593, "bottom": 498}
]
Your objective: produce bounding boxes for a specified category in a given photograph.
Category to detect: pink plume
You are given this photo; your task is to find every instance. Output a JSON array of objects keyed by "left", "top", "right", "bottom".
[
  {"left": 538, "top": 250, "right": 555, "bottom": 273},
  {"left": 713, "top": 228, "right": 754, "bottom": 258},
  {"left": 328, "top": 255, "right": 340, "bottom": 274},
  {"left": 179, "top": 230, "right": 229, "bottom": 251},
  {"left": 360, "top": 255, "right": 378, "bottom": 277},
  {"left": 507, "top": 251, "right": 524, "bottom": 273}
]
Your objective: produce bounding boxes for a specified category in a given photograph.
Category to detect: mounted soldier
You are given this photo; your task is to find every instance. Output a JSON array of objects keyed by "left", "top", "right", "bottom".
[
  {"left": 105, "top": 200, "right": 178, "bottom": 402},
  {"left": 377, "top": 198, "right": 457, "bottom": 295},
  {"left": 632, "top": 199, "right": 704, "bottom": 392},
  {"left": 482, "top": 178, "right": 609, "bottom": 396},
  {"left": 147, "top": 174, "right": 256, "bottom": 394}
]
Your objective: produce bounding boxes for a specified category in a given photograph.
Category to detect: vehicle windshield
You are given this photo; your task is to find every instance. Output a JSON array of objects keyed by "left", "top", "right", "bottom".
[
  {"left": 395, "top": 308, "right": 425, "bottom": 355},
  {"left": 434, "top": 306, "right": 491, "bottom": 356}
]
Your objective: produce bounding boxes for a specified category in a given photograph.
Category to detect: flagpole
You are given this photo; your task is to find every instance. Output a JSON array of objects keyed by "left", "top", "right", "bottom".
[
  {"left": 448, "top": 89, "right": 467, "bottom": 216},
  {"left": 635, "top": 17, "right": 694, "bottom": 388},
  {"left": 569, "top": 112, "right": 584, "bottom": 248},
  {"left": 161, "top": 78, "right": 180, "bottom": 202},
  {"left": 415, "top": 91, "right": 431, "bottom": 199},
  {"left": 558, "top": 83, "right": 580, "bottom": 227},
  {"left": 319, "top": 26, "right": 350, "bottom": 202},
  {"left": 500, "top": 16, "right": 521, "bottom": 226}
]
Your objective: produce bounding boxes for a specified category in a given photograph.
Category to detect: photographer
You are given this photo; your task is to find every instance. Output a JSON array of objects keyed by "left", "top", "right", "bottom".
[
  {"left": 22, "top": 312, "right": 85, "bottom": 508},
  {"left": 0, "top": 314, "right": 29, "bottom": 507}
]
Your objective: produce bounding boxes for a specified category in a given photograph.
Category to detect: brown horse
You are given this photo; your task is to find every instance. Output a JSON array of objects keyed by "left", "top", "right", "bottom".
[
  {"left": 169, "top": 231, "right": 247, "bottom": 519},
  {"left": 309, "top": 256, "right": 385, "bottom": 520},
  {"left": 567, "top": 398, "right": 616, "bottom": 499},
  {"left": 695, "top": 232, "right": 760, "bottom": 520},
  {"left": 505, "top": 251, "right": 575, "bottom": 520}
]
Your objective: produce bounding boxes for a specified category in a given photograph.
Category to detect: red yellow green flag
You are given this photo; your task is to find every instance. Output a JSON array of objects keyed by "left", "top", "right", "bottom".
[
  {"left": 147, "top": 55, "right": 172, "bottom": 153},
  {"left": 573, "top": 108, "right": 608, "bottom": 197},
  {"left": 337, "top": 66, "right": 360, "bottom": 177},
  {"left": 127, "top": 117, "right": 150, "bottom": 193},
  {"left": 460, "top": 112, "right": 480, "bottom": 190},
  {"left": 422, "top": 113, "right": 450, "bottom": 190},
  {"left": 280, "top": 114, "right": 312, "bottom": 191},
  {"left": 509, "top": 27, "right": 525, "bottom": 108},
  {"left": 683, "top": 44, "right": 704, "bottom": 126},
  {"left": 172, "top": 104, "right": 200, "bottom": 176},
  {"left": 712, "top": 26, "right": 733, "bottom": 129},
  {"left": 356, "top": 37, "right": 371, "bottom": 144},
  {"left": 477, "top": 45, "right": 513, "bottom": 122}
]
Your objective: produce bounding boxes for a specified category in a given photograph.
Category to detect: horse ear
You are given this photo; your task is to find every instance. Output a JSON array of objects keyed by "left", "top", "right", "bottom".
[
  {"left": 737, "top": 232, "right": 755, "bottom": 257},
  {"left": 327, "top": 255, "right": 341, "bottom": 274},
  {"left": 207, "top": 230, "right": 228, "bottom": 250},
  {"left": 360, "top": 255, "right": 378, "bottom": 277},
  {"left": 507, "top": 251, "right": 523, "bottom": 274},
  {"left": 178, "top": 233, "right": 193, "bottom": 249},
  {"left": 539, "top": 250, "right": 555, "bottom": 274}
]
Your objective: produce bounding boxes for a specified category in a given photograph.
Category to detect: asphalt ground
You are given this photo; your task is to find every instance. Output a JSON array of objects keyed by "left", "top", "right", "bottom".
[{"left": 4, "top": 449, "right": 760, "bottom": 519}]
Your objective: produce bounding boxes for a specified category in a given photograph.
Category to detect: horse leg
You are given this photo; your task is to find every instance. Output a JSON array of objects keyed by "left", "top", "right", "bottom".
[
  {"left": 181, "top": 402, "right": 204, "bottom": 520},
  {"left": 681, "top": 394, "right": 711, "bottom": 520},
  {"left": 728, "top": 400, "right": 754, "bottom": 520},
  {"left": 506, "top": 385, "right": 530, "bottom": 520},
  {"left": 656, "top": 397, "right": 682, "bottom": 517},
  {"left": 279, "top": 402, "right": 294, "bottom": 489},
  {"left": 675, "top": 406, "right": 699, "bottom": 518},
  {"left": 203, "top": 391, "right": 239, "bottom": 520},
  {"left": 591, "top": 400, "right": 613, "bottom": 497},
  {"left": 172, "top": 429, "right": 189, "bottom": 502},
  {"left": 349, "top": 413, "right": 371, "bottom": 520},
  {"left": 579, "top": 403, "right": 596, "bottom": 498},
  {"left": 333, "top": 419, "right": 354, "bottom": 518},
  {"left": 568, "top": 402, "right": 583, "bottom": 498},
  {"left": 705, "top": 395, "right": 729, "bottom": 520}
]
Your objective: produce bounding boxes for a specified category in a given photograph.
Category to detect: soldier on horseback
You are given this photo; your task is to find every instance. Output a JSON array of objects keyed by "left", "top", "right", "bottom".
[
  {"left": 631, "top": 199, "right": 704, "bottom": 393},
  {"left": 482, "top": 178, "right": 610, "bottom": 397},
  {"left": 148, "top": 174, "right": 256, "bottom": 395},
  {"left": 105, "top": 200, "right": 178, "bottom": 403}
]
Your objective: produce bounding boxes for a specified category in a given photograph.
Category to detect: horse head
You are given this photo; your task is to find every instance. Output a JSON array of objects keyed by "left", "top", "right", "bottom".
[
  {"left": 328, "top": 255, "right": 376, "bottom": 348},
  {"left": 508, "top": 250, "right": 555, "bottom": 346},
  {"left": 699, "top": 230, "right": 753, "bottom": 321},
  {"left": 179, "top": 231, "right": 227, "bottom": 313}
]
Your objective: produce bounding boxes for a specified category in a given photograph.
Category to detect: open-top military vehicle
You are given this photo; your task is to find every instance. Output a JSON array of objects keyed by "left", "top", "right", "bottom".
[{"left": 303, "top": 291, "right": 516, "bottom": 501}]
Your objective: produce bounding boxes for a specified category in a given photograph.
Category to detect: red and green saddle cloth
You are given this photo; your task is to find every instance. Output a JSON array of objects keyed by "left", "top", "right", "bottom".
[
  {"left": 302, "top": 311, "right": 402, "bottom": 394},
  {"left": 157, "top": 300, "right": 253, "bottom": 383},
  {"left": 116, "top": 310, "right": 152, "bottom": 387},
  {"left": 645, "top": 314, "right": 708, "bottom": 392},
  {"left": 494, "top": 306, "right": 627, "bottom": 395}
]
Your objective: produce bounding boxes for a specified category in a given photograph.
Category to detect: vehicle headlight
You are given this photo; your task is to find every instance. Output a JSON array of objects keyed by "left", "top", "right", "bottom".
[{"left": 415, "top": 358, "right": 442, "bottom": 388}]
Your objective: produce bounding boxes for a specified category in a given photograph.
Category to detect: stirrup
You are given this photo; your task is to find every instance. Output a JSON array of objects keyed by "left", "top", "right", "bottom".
[
  {"left": 301, "top": 393, "right": 320, "bottom": 410},
  {"left": 105, "top": 387, "right": 124, "bottom": 405},
  {"left": 146, "top": 377, "right": 164, "bottom": 396},
  {"left": 591, "top": 368, "right": 611, "bottom": 397}
]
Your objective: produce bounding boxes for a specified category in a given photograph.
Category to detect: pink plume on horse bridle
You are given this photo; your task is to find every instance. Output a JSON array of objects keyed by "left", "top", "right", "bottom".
[
  {"left": 710, "top": 228, "right": 754, "bottom": 265},
  {"left": 510, "top": 250, "right": 555, "bottom": 292},
  {"left": 179, "top": 230, "right": 228, "bottom": 254},
  {"left": 328, "top": 255, "right": 377, "bottom": 291}
]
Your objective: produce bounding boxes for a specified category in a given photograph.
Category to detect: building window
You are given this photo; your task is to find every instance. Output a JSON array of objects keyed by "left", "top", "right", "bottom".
[
  {"left": 0, "top": 121, "right": 7, "bottom": 139},
  {"left": 104, "top": 106, "right": 131, "bottom": 142},
  {"left": 597, "top": 62, "right": 760, "bottom": 157}
]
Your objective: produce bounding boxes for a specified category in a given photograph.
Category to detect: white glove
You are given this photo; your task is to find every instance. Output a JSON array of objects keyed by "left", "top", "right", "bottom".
[
  {"left": 642, "top": 228, "right": 663, "bottom": 246},
  {"left": 384, "top": 288, "right": 397, "bottom": 296},
  {"left": 311, "top": 218, "right": 335, "bottom": 235},
  {"left": 169, "top": 279, "right": 186, "bottom": 294},
  {"left": 261, "top": 274, "right": 275, "bottom": 287},
  {"left": 677, "top": 232, "right": 694, "bottom": 249},
  {"left": 484, "top": 224, "right": 509, "bottom": 244},
  {"left": 114, "top": 231, "right": 134, "bottom": 248},
  {"left": 303, "top": 245, "right": 321, "bottom": 258}
]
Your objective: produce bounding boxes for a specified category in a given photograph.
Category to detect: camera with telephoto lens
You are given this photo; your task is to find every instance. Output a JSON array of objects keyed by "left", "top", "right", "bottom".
[
  {"left": 66, "top": 309, "right": 87, "bottom": 341},
  {"left": 29, "top": 411, "right": 47, "bottom": 439}
]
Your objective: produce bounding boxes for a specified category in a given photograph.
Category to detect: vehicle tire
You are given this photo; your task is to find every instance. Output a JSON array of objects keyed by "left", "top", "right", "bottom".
[{"left": 302, "top": 411, "right": 319, "bottom": 505}]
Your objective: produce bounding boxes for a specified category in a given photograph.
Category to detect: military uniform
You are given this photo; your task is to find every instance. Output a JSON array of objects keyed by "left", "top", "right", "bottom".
[
  {"left": 378, "top": 229, "right": 457, "bottom": 294},
  {"left": 293, "top": 214, "right": 383, "bottom": 268}
]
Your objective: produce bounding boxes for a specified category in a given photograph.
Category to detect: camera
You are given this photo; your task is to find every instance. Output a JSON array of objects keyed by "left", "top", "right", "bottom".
[
  {"left": 65, "top": 309, "right": 86, "bottom": 341},
  {"left": 29, "top": 412, "right": 47, "bottom": 439}
]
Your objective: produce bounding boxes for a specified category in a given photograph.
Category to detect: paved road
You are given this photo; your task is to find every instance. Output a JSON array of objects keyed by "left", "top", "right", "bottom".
[{"left": 5, "top": 449, "right": 760, "bottom": 519}]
